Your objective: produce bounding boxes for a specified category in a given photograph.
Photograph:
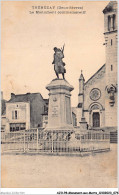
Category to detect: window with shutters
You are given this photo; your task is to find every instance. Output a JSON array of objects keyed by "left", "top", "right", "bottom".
[
  {"left": 111, "top": 65, "right": 113, "bottom": 71},
  {"left": 108, "top": 15, "right": 111, "bottom": 31},
  {"left": 12, "top": 110, "right": 18, "bottom": 119},
  {"left": 108, "top": 14, "right": 116, "bottom": 31},
  {"left": 111, "top": 39, "right": 112, "bottom": 45},
  {"left": 15, "top": 110, "right": 17, "bottom": 119}
]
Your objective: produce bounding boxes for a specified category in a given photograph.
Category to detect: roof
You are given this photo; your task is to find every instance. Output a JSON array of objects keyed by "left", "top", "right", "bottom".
[
  {"left": 85, "top": 64, "right": 106, "bottom": 86},
  {"left": 8, "top": 93, "right": 44, "bottom": 103},
  {"left": 103, "top": 1, "right": 117, "bottom": 14}
]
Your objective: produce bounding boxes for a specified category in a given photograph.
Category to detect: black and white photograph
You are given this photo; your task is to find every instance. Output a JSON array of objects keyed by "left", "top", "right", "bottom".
[{"left": 1, "top": 0, "right": 118, "bottom": 192}]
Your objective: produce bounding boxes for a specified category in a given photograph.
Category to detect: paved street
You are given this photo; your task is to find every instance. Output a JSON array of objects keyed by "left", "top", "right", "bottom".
[{"left": 1, "top": 144, "right": 117, "bottom": 188}]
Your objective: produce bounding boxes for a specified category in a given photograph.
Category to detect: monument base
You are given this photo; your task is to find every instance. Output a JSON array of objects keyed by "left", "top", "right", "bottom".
[
  {"left": 45, "top": 78, "right": 74, "bottom": 132},
  {"left": 43, "top": 128, "right": 74, "bottom": 142},
  {"left": 45, "top": 125, "right": 74, "bottom": 131}
]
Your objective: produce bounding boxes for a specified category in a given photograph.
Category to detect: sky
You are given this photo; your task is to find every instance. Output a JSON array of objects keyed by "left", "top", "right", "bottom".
[{"left": 1, "top": 1, "right": 109, "bottom": 106}]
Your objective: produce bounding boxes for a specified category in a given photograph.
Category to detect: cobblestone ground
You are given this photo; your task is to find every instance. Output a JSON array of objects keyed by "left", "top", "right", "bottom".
[{"left": 1, "top": 144, "right": 117, "bottom": 188}]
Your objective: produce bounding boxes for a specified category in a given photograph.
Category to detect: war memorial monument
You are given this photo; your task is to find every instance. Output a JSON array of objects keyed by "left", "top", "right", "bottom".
[{"left": 41, "top": 46, "right": 110, "bottom": 154}]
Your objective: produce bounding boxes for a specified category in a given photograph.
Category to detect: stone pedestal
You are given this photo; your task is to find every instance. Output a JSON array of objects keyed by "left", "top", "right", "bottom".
[
  {"left": 79, "top": 117, "right": 87, "bottom": 130},
  {"left": 45, "top": 79, "right": 74, "bottom": 131}
]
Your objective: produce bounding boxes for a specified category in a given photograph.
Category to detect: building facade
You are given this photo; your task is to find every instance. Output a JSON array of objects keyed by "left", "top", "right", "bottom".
[
  {"left": 5, "top": 93, "right": 48, "bottom": 132},
  {"left": 1, "top": 92, "right": 7, "bottom": 132},
  {"left": 77, "top": 1, "right": 117, "bottom": 132}
]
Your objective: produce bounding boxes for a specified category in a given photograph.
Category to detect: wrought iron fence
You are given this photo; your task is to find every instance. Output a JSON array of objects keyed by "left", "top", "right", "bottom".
[{"left": 1, "top": 129, "right": 110, "bottom": 154}]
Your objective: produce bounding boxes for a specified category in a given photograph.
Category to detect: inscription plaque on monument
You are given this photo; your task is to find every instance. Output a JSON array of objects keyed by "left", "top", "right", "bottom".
[{"left": 52, "top": 105, "right": 58, "bottom": 117}]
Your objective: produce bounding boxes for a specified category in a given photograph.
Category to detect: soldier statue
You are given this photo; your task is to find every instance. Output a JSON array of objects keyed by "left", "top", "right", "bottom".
[{"left": 52, "top": 44, "right": 66, "bottom": 79}]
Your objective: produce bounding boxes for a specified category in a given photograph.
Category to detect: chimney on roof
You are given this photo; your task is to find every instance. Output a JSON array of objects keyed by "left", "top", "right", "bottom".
[
  {"left": 1, "top": 91, "right": 3, "bottom": 100},
  {"left": 11, "top": 93, "right": 15, "bottom": 99}
]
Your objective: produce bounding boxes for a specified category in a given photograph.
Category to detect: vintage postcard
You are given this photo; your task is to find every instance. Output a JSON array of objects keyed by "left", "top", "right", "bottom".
[{"left": 1, "top": 0, "right": 118, "bottom": 193}]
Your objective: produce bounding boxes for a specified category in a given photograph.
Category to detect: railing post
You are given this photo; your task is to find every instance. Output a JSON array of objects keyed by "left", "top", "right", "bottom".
[
  {"left": 80, "top": 134, "right": 82, "bottom": 152},
  {"left": 24, "top": 130, "right": 25, "bottom": 153},
  {"left": 52, "top": 131, "right": 53, "bottom": 153},
  {"left": 37, "top": 128, "right": 38, "bottom": 152}
]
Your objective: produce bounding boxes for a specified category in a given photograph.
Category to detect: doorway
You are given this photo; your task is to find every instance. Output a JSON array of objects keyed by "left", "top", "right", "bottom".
[{"left": 93, "top": 112, "right": 100, "bottom": 127}]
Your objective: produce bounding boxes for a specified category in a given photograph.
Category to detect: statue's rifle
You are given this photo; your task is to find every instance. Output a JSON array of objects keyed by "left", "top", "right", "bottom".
[{"left": 61, "top": 44, "right": 65, "bottom": 53}]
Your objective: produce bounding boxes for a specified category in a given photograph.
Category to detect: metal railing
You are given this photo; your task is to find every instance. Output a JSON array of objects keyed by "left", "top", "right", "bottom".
[{"left": 1, "top": 129, "right": 110, "bottom": 154}]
